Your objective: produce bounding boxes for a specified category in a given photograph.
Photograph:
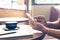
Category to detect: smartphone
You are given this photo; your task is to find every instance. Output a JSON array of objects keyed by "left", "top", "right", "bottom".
[{"left": 26, "top": 13, "right": 35, "bottom": 21}]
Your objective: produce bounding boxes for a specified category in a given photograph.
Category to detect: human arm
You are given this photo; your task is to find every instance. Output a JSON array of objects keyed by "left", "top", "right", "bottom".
[
  {"left": 34, "top": 15, "right": 60, "bottom": 28},
  {"left": 46, "top": 18, "right": 60, "bottom": 28},
  {"left": 46, "top": 27, "right": 60, "bottom": 39},
  {"left": 30, "top": 20, "right": 60, "bottom": 39},
  {"left": 26, "top": 14, "right": 60, "bottom": 39}
]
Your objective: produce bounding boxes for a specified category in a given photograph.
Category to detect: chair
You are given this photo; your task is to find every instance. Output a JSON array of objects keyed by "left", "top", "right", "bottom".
[
  {"left": 49, "top": 6, "right": 60, "bottom": 29},
  {"left": 49, "top": 7, "right": 59, "bottom": 22}
]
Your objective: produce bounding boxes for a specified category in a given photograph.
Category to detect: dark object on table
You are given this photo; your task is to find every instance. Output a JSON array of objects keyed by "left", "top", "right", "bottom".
[{"left": 6, "top": 22, "right": 17, "bottom": 30}]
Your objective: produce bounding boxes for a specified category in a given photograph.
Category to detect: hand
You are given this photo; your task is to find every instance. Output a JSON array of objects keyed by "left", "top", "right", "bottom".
[
  {"left": 30, "top": 19, "right": 47, "bottom": 32},
  {"left": 34, "top": 15, "right": 46, "bottom": 25},
  {"left": 56, "top": 18, "right": 60, "bottom": 26}
]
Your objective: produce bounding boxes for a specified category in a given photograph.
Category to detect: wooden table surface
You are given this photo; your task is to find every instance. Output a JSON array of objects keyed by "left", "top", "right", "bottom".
[
  {"left": 15, "top": 33, "right": 59, "bottom": 40},
  {"left": 0, "top": 33, "right": 59, "bottom": 40},
  {"left": 0, "top": 25, "right": 59, "bottom": 40}
]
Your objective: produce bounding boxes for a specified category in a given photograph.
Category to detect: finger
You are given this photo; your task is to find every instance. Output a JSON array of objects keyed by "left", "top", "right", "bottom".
[
  {"left": 34, "top": 16, "right": 43, "bottom": 22},
  {"left": 30, "top": 21, "right": 37, "bottom": 29},
  {"left": 30, "top": 23, "right": 34, "bottom": 27},
  {"left": 34, "top": 16, "right": 38, "bottom": 19},
  {"left": 34, "top": 18, "right": 37, "bottom": 22},
  {"left": 30, "top": 20, "right": 35, "bottom": 26}
]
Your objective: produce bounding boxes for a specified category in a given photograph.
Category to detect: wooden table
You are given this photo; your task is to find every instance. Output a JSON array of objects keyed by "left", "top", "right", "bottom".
[
  {"left": 15, "top": 34, "right": 59, "bottom": 40},
  {"left": 0, "top": 25, "right": 59, "bottom": 40},
  {"left": 0, "top": 25, "right": 43, "bottom": 40}
]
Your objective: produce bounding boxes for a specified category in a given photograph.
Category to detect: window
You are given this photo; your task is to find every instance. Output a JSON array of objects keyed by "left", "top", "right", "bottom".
[
  {"left": 0, "top": 0, "right": 11, "bottom": 9},
  {"left": 32, "top": 0, "right": 60, "bottom": 5},
  {"left": 0, "top": 0, "right": 26, "bottom": 10}
]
